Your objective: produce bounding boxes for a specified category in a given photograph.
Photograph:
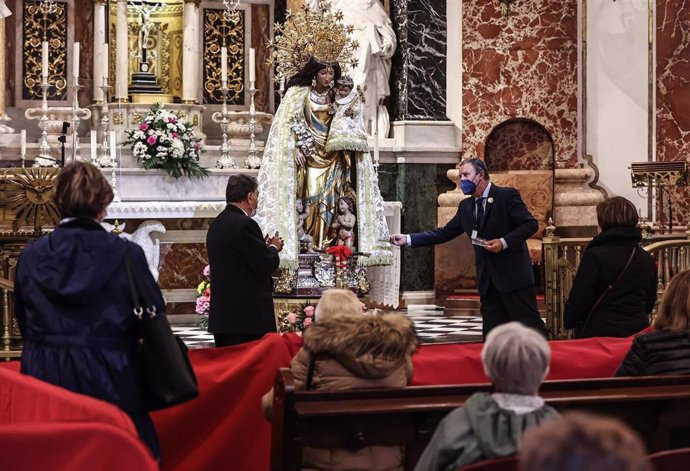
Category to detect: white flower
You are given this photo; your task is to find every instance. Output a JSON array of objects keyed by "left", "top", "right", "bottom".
[
  {"left": 487, "top": 197, "right": 494, "bottom": 204},
  {"left": 171, "top": 139, "right": 184, "bottom": 158}
]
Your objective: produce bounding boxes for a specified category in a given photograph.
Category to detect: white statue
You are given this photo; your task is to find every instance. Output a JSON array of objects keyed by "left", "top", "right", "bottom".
[
  {"left": 309, "top": 0, "right": 396, "bottom": 136},
  {"left": 102, "top": 219, "right": 166, "bottom": 281},
  {"left": 0, "top": 1, "right": 11, "bottom": 19}
]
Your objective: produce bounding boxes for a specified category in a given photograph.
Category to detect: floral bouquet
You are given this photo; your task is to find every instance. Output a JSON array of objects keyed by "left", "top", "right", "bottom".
[
  {"left": 195, "top": 265, "right": 211, "bottom": 330},
  {"left": 277, "top": 305, "right": 315, "bottom": 335},
  {"left": 124, "top": 103, "right": 208, "bottom": 179}
]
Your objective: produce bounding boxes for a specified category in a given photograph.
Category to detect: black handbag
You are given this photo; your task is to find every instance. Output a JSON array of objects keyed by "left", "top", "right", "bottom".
[{"left": 124, "top": 252, "right": 199, "bottom": 411}]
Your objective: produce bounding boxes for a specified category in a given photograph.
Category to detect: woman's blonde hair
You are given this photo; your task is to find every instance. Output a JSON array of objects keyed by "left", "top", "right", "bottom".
[
  {"left": 54, "top": 161, "right": 113, "bottom": 218},
  {"left": 654, "top": 269, "right": 690, "bottom": 333},
  {"left": 315, "top": 289, "right": 362, "bottom": 321}
]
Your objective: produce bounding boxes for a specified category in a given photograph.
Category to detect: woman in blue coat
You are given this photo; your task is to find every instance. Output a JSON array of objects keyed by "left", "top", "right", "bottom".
[{"left": 14, "top": 161, "right": 163, "bottom": 460}]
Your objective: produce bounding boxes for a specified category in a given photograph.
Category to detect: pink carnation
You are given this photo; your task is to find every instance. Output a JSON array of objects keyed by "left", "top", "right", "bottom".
[
  {"left": 287, "top": 312, "right": 297, "bottom": 324},
  {"left": 146, "top": 135, "right": 157, "bottom": 145},
  {"left": 203, "top": 265, "right": 210, "bottom": 277},
  {"left": 303, "top": 317, "right": 313, "bottom": 327},
  {"left": 304, "top": 306, "right": 315, "bottom": 317},
  {"left": 168, "top": 117, "right": 177, "bottom": 124},
  {"left": 172, "top": 132, "right": 179, "bottom": 139},
  {"left": 139, "top": 123, "right": 149, "bottom": 131}
]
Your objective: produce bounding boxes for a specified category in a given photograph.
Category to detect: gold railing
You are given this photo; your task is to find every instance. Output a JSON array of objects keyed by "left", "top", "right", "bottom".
[
  {"left": 0, "top": 276, "right": 19, "bottom": 360},
  {"left": 543, "top": 228, "right": 690, "bottom": 339}
]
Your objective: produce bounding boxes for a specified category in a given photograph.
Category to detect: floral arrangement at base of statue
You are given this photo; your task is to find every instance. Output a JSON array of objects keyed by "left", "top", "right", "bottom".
[
  {"left": 124, "top": 103, "right": 208, "bottom": 179},
  {"left": 195, "top": 265, "right": 211, "bottom": 330},
  {"left": 277, "top": 305, "right": 315, "bottom": 335}
]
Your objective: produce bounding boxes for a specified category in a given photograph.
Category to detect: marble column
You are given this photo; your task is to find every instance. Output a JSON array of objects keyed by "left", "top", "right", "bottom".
[
  {"left": 182, "top": 0, "right": 200, "bottom": 104},
  {"left": 93, "top": 0, "right": 107, "bottom": 102},
  {"left": 0, "top": 16, "right": 10, "bottom": 131},
  {"left": 390, "top": 0, "right": 448, "bottom": 121},
  {"left": 115, "top": 0, "right": 129, "bottom": 102}
]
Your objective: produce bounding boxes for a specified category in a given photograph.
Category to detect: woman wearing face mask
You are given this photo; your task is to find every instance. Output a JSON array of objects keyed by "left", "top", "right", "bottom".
[{"left": 255, "top": 6, "right": 391, "bottom": 269}]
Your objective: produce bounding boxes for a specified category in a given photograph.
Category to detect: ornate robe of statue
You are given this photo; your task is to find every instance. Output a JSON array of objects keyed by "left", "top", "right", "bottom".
[{"left": 255, "top": 85, "right": 391, "bottom": 269}]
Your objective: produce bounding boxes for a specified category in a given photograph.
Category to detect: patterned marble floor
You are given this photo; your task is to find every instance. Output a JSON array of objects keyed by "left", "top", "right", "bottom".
[{"left": 172, "top": 305, "right": 484, "bottom": 349}]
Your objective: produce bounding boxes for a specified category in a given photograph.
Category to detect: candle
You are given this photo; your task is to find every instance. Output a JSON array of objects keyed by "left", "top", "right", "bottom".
[
  {"left": 102, "top": 43, "right": 109, "bottom": 84},
  {"left": 249, "top": 48, "right": 256, "bottom": 83},
  {"left": 221, "top": 46, "right": 227, "bottom": 85},
  {"left": 73, "top": 42, "right": 80, "bottom": 79},
  {"left": 110, "top": 131, "right": 116, "bottom": 164},
  {"left": 373, "top": 123, "right": 380, "bottom": 165},
  {"left": 20, "top": 129, "right": 26, "bottom": 156},
  {"left": 41, "top": 41, "right": 49, "bottom": 79},
  {"left": 90, "top": 130, "right": 97, "bottom": 161}
]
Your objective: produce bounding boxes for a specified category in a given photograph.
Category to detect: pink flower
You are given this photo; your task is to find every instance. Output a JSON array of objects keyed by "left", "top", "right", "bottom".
[
  {"left": 194, "top": 142, "right": 202, "bottom": 150},
  {"left": 204, "top": 288, "right": 210, "bottom": 298},
  {"left": 168, "top": 117, "right": 177, "bottom": 124},
  {"left": 303, "top": 317, "right": 313, "bottom": 327},
  {"left": 296, "top": 331, "right": 303, "bottom": 337},
  {"left": 146, "top": 135, "right": 157, "bottom": 145},
  {"left": 304, "top": 306, "right": 315, "bottom": 317},
  {"left": 172, "top": 132, "right": 178, "bottom": 139},
  {"left": 139, "top": 123, "right": 149, "bottom": 131},
  {"left": 203, "top": 265, "right": 210, "bottom": 277},
  {"left": 287, "top": 312, "right": 297, "bottom": 324}
]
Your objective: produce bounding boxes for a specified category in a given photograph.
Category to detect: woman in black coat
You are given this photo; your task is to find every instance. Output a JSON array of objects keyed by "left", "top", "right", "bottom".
[
  {"left": 14, "top": 162, "right": 163, "bottom": 459},
  {"left": 616, "top": 269, "right": 690, "bottom": 376},
  {"left": 564, "top": 196, "right": 657, "bottom": 338}
]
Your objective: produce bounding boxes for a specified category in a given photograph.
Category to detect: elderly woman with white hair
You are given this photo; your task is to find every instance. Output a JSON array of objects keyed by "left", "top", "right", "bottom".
[{"left": 413, "top": 322, "right": 561, "bottom": 471}]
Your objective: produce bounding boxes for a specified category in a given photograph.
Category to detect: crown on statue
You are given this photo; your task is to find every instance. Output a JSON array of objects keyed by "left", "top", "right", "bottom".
[{"left": 267, "top": 0, "right": 359, "bottom": 82}]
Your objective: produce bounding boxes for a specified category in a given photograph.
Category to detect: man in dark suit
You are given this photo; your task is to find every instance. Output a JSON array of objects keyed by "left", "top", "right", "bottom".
[
  {"left": 390, "top": 158, "right": 547, "bottom": 338},
  {"left": 207, "top": 174, "right": 284, "bottom": 347}
]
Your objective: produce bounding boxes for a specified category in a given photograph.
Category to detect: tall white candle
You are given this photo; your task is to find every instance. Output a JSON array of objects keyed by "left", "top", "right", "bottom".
[
  {"left": 41, "top": 41, "right": 49, "bottom": 78},
  {"left": 90, "top": 130, "right": 97, "bottom": 161},
  {"left": 20, "top": 129, "right": 26, "bottom": 156},
  {"left": 102, "top": 43, "right": 109, "bottom": 83},
  {"left": 110, "top": 131, "right": 117, "bottom": 164},
  {"left": 249, "top": 48, "right": 256, "bottom": 83},
  {"left": 373, "top": 124, "right": 380, "bottom": 165},
  {"left": 73, "top": 42, "right": 80, "bottom": 79},
  {"left": 221, "top": 46, "right": 228, "bottom": 84}
]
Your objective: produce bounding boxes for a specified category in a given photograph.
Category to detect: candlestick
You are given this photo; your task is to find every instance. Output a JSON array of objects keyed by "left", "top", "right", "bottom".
[
  {"left": 215, "top": 84, "right": 237, "bottom": 169},
  {"left": 73, "top": 42, "right": 80, "bottom": 79},
  {"left": 90, "top": 130, "right": 97, "bottom": 161},
  {"left": 20, "top": 129, "right": 26, "bottom": 168},
  {"left": 249, "top": 48, "right": 255, "bottom": 83},
  {"left": 69, "top": 77, "right": 91, "bottom": 163},
  {"left": 41, "top": 41, "right": 49, "bottom": 79},
  {"left": 221, "top": 46, "right": 228, "bottom": 86},
  {"left": 96, "top": 80, "right": 115, "bottom": 168},
  {"left": 110, "top": 131, "right": 116, "bottom": 166}
]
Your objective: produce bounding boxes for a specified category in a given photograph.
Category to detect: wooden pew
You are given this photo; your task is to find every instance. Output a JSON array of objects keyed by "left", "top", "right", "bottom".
[{"left": 269, "top": 369, "right": 690, "bottom": 471}]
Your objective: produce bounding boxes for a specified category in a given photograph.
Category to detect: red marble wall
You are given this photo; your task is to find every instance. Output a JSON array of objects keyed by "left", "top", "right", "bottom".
[
  {"left": 657, "top": 1, "right": 690, "bottom": 225},
  {"left": 462, "top": 0, "right": 578, "bottom": 168}
]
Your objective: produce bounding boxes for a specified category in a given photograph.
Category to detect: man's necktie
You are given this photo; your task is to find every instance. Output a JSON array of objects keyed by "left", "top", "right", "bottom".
[{"left": 475, "top": 197, "right": 485, "bottom": 230}]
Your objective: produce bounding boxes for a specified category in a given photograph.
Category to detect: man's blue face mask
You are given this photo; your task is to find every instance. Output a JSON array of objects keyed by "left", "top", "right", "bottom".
[{"left": 460, "top": 174, "right": 480, "bottom": 195}]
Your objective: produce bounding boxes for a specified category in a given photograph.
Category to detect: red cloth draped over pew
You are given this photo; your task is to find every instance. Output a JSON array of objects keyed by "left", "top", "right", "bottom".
[
  {"left": 0, "top": 363, "right": 157, "bottom": 471},
  {"left": 1, "top": 333, "right": 635, "bottom": 471}
]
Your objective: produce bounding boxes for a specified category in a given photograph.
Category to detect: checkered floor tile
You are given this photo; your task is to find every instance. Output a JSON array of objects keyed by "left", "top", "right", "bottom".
[{"left": 172, "top": 306, "right": 483, "bottom": 349}]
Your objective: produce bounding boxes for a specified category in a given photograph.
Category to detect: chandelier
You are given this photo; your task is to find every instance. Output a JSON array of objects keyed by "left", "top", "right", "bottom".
[{"left": 222, "top": 0, "right": 241, "bottom": 23}]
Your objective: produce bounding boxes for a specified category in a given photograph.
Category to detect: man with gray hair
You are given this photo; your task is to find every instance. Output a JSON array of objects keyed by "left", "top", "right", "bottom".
[{"left": 413, "top": 322, "right": 560, "bottom": 471}]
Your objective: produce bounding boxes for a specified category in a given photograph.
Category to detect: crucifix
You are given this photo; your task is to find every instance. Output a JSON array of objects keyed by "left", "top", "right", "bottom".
[{"left": 130, "top": 0, "right": 163, "bottom": 73}]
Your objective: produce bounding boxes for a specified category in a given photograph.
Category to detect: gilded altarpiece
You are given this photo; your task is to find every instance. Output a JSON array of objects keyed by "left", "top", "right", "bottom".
[
  {"left": 202, "top": 8, "right": 245, "bottom": 105},
  {"left": 108, "top": 2, "right": 184, "bottom": 98},
  {"left": 22, "top": 0, "right": 68, "bottom": 101}
]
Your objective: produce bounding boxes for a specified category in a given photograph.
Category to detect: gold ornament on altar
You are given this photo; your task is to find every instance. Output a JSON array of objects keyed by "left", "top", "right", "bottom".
[{"left": 266, "top": 0, "right": 359, "bottom": 82}]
